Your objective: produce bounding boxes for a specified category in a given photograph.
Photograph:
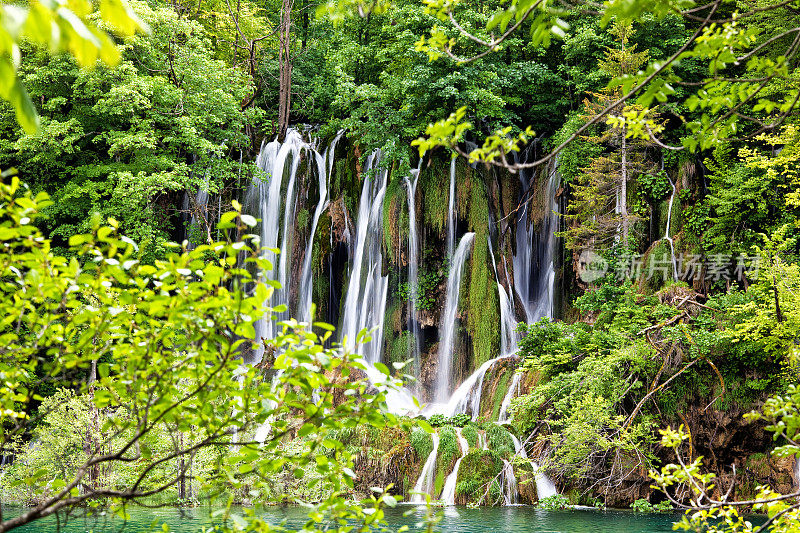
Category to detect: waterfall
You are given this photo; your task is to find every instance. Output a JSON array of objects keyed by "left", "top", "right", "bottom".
[
  {"left": 186, "top": 174, "right": 212, "bottom": 249},
  {"left": 441, "top": 428, "right": 469, "bottom": 505},
  {"left": 446, "top": 157, "right": 457, "bottom": 263},
  {"left": 498, "top": 372, "right": 522, "bottom": 423},
  {"left": 513, "top": 156, "right": 560, "bottom": 323},
  {"left": 432, "top": 356, "right": 505, "bottom": 419},
  {"left": 498, "top": 284, "right": 519, "bottom": 357},
  {"left": 508, "top": 433, "right": 557, "bottom": 499},
  {"left": 500, "top": 459, "right": 519, "bottom": 505},
  {"left": 795, "top": 456, "right": 800, "bottom": 491},
  {"left": 434, "top": 232, "right": 475, "bottom": 403},
  {"left": 662, "top": 173, "right": 679, "bottom": 281},
  {"left": 405, "top": 162, "right": 422, "bottom": 376},
  {"left": 247, "top": 130, "right": 308, "bottom": 357},
  {"left": 411, "top": 432, "right": 440, "bottom": 503},
  {"left": 298, "top": 132, "right": 343, "bottom": 323},
  {"left": 339, "top": 151, "right": 389, "bottom": 364}
]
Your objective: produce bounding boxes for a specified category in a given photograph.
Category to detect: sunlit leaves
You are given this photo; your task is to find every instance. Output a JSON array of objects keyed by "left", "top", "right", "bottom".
[
  {"left": 600, "top": 0, "right": 696, "bottom": 27},
  {"left": 0, "top": 0, "right": 148, "bottom": 133},
  {"left": 411, "top": 106, "right": 472, "bottom": 156},
  {"left": 317, "top": 0, "right": 393, "bottom": 23}
]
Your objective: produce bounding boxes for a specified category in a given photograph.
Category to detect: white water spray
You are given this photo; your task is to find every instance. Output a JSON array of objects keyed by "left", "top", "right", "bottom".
[
  {"left": 298, "top": 132, "right": 343, "bottom": 323},
  {"left": 247, "top": 129, "right": 308, "bottom": 360},
  {"left": 498, "top": 372, "right": 522, "bottom": 423},
  {"left": 339, "top": 151, "right": 389, "bottom": 364},
  {"left": 513, "top": 156, "right": 560, "bottom": 323},
  {"left": 434, "top": 233, "right": 475, "bottom": 403},
  {"left": 405, "top": 162, "right": 422, "bottom": 375},
  {"left": 508, "top": 433, "right": 557, "bottom": 499},
  {"left": 446, "top": 157, "right": 457, "bottom": 263}
]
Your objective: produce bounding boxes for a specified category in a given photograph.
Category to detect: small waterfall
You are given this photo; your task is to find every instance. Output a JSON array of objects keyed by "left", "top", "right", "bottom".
[
  {"left": 498, "top": 372, "right": 522, "bottom": 423},
  {"left": 434, "top": 232, "right": 476, "bottom": 403},
  {"left": 513, "top": 156, "right": 560, "bottom": 322},
  {"left": 661, "top": 173, "right": 679, "bottom": 281},
  {"left": 186, "top": 174, "right": 212, "bottom": 249},
  {"left": 498, "top": 284, "right": 519, "bottom": 357},
  {"left": 411, "top": 433, "right": 440, "bottom": 503},
  {"left": 446, "top": 157, "right": 457, "bottom": 263},
  {"left": 441, "top": 428, "right": 469, "bottom": 505},
  {"left": 298, "top": 132, "right": 343, "bottom": 323},
  {"left": 339, "top": 151, "right": 389, "bottom": 364},
  {"left": 434, "top": 356, "right": 505, "bottom": 419},
  {"left": 247, "top": 129, "right": 308, "bottom": 356},
  {"left": 500, "top": 459, "right": 519, "bottom": 505},
  {"left": 405, "top": 162, "right": 422, "bottom": 375},
  {"left": 795, "top": 456, "right": 800, "bottom": 491},
  {"left": 509, "top": 434, "right": 557, "bottom": 499}
]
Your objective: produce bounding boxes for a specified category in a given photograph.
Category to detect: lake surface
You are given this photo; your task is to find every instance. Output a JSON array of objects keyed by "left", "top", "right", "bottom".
[{"left": 2, "top": 504, "right": 691, "bottom": 532}]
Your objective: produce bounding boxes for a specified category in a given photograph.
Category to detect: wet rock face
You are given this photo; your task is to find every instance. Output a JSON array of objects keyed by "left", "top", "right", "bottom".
[
  {"left": 418, "top": 343, "right": 439, "bottom": 403},
  {"left": 328, "top": 196, "right": 352, "bottom": 245}
]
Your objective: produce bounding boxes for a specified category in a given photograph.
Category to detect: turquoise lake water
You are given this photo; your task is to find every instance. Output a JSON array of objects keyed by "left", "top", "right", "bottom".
[{"left": 1, "top": 504, "right": 699, "bottom": 532}]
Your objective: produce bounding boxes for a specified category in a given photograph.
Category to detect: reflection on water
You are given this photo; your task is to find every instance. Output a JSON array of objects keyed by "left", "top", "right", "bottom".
[{"left": 2, "top": 504, "right": 696, "bottom": 533}]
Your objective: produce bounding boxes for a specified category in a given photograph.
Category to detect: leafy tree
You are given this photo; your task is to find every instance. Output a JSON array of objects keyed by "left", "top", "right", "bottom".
[
  {"left": 0, "top": 1, "right": 255, "bottom": 261},
  {"left": 562, "top": 21, "right": 658, "bottom": 252},
  {"left": 0, "top": 0, "right": 147, "bottom": 132},
  {"left": 652, "top": 384, "right": 800, "bottom": 532},
  {"left": 0, "top": 179, "right": 415, "bottom": 531}
]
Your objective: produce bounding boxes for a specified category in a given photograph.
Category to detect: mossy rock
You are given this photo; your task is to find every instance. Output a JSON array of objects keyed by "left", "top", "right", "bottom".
[
  {"left": 433, "top": 426, "right": 460, "bottom": 497},
  {"left": 483, "top": 423, "right": 515, "bottom": 459},
  {"left": 454, "top": 449, "right": 504, "bottom": 505},
  {"left": 410, "top": 426, "right": 433, "bottom": 460}
]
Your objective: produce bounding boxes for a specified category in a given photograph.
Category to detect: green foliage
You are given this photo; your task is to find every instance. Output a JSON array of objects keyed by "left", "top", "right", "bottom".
[
  {"left": 637, "top": 170, "right": 671, "bottom": 202},
  {"left": 411, "top": 426, "right": 434, "bottom": 460},
  {"left": 466, "top": 177, "right": 500, "bottom": 365},
  {"left": 537, "top": 494, "right": 571, "bottom": 510},
  {"left": 631, "top": 498, "right": 672, "bottom": 512},
  {"left": 0, "top": 0, "right": 147, "bottom": 133},
  {"left": 427, "top": 413, "right": 470, "bottom": 428},
  {"left": 461, "top": 424, "right": 479, "bottom": 448},
  {"left": 1, "top": 1, "right": 253, "bottom": 261},
  {"left": 453, "top": 449, "right": 503, "bottom": 505},
  {"left": 483, "top": 424, "right": 514, "bottom": 458},
  {"left": 652, "top": 385, "right": 800, "bottom": 533},
  {"left": 396, "top": 268, "right": 444, "bottom": 311},
  {"left": 0, "top": 179, "right": 413, "bottom": 531}
]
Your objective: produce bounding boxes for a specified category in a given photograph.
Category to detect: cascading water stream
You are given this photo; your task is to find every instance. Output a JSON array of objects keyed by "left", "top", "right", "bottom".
[
  {"left": 434, "top": 233, "right": 475, "bottom": 404},
  {"left": 500, "top": 460, "right": 519, "bottom": 505},
  {"left": 339, "top": 151, "right": 389, "bottom": 364},
  {"left": 411, "top": 433, "right": 440, "bottom": 503},
  {"left": 509, "top": 434, "right": 557, "bottom": 499},
  {"left": 660, "top": 157, "right": 679, "bottom": 281},
  {"left": 513, "top": 155, "right": 560, "bottom": 323},
  {"left": 433, "top": 356, "right": 506, "bottom": 419},
  {"left": 247, "top": 129, "right": 307, "bottom": 355},
  {"left": 405, "top": 162, "right": 422, "bottom": 376},
  {"left": 446, "top": 157, "right": 457, "bottom": 263},
  {"left": 441, "top": 428, "right": 469, "bottom": 505},
  {"left": 338, "top": 150, "right": 417, "bottom": 414},
  {"left": 498, "top": 372, "right": 522, "bottom": 423},
  {"left": 298, "top": 132, "right": 343, "bottom": 323}
]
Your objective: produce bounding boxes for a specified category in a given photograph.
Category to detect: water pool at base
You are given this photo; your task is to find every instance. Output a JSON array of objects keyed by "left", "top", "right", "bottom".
[{"left": 2, "top": 504, "right": 722, "bottom": 533}]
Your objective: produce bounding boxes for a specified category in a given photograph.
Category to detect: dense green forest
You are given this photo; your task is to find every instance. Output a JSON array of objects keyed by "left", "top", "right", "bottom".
[{"left": 2, "top": 0, "right": 800, "bottom": 532}]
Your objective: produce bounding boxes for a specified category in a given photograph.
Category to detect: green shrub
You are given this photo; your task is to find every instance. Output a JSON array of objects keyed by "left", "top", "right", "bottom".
[{"left": 537, "top": 494, "right": 570, "bottom": 510}]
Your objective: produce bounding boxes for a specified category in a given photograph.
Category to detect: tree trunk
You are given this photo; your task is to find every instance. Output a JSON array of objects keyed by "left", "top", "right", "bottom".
[
  {"left": 620, "top": 124, "right": 629, "bottom": 244},
  {"left": 277, "top": 0, "right": 293, "bottom": 141}
]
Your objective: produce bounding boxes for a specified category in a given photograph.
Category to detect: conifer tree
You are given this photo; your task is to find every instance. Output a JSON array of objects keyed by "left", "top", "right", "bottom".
[{"left": 564, "top": 22, "right": 658, "bottom": 253}]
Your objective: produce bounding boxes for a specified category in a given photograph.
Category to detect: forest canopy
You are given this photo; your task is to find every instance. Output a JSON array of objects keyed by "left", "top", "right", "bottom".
[{"left": 2, "top": 1, "right": 800, "bottom": 533}]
